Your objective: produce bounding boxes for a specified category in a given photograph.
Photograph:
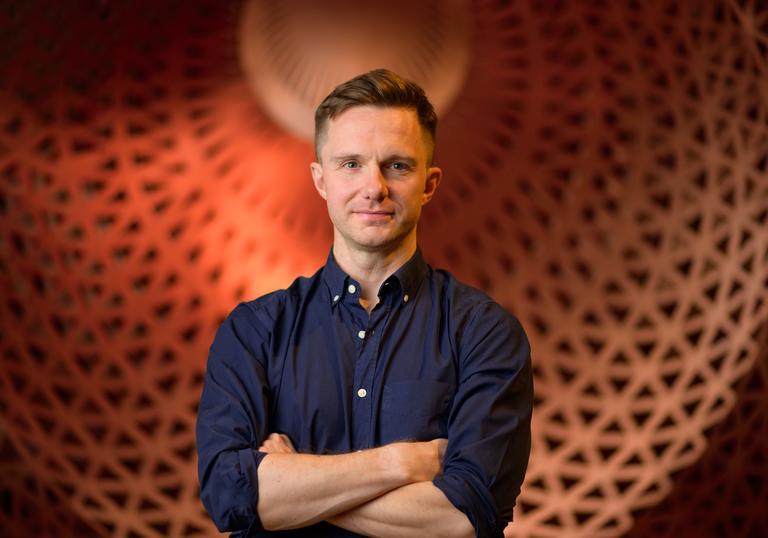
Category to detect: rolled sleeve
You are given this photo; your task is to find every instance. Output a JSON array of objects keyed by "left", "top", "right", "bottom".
[
  {"left": 433, "top": 302, "right": 533, "bottom": 537},
  {"left": 196, "top": 303, "right": 273, "bottom": 533}
]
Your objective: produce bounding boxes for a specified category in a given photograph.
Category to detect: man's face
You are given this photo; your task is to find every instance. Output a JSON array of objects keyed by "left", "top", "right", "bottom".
[{"left": 310, "top": 106, "right": 441, "bottom": 255}]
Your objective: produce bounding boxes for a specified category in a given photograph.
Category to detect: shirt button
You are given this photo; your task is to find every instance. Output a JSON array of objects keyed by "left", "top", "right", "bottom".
[
  {"left": 333, "top": 294, "right": 340, "bottom": 302},
  {"left": 357, "top": 388, "right": 367, "bottom": 398},
  {"left": 348, "top": 284, "right": 356, "bottom": 294},
  {"left": 357, "top": 330, "right": 366, "bottom": 339},
  {"left": 403, "top": 294, "right": 410, "bottom": 303}
]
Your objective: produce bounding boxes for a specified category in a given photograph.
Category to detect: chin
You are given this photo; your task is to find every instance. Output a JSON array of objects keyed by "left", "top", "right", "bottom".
[
  {"left": 344, "top": 231, "right": 391, "bottom": 248},
  {"left": 339, "top": 224, "right": 414, "bottom": 252},
  {"left": 354, "top": 238, "right": 394, "bottom": 250}
]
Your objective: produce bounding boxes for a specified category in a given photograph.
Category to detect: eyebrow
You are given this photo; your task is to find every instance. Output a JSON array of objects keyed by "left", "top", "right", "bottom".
[
  {"left": 328, "top": 154, "right": 363, "bottom": 167},
  {"left": 328, "top": 153, "right": 420, "bottom": 167},
  {"left": 384, "top": 155, "right": 417, "bottom": 166}
]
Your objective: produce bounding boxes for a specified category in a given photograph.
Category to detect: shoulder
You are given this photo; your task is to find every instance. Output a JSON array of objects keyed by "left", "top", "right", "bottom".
[
  {"left": 428, "top": 267, "right": 528, "bottom": 352},
  {"left": 245, "top": 269, "right": 319, "bottom": 314},
  {"left": 216, "top": 268, "right": 323, "bottom": 349},
  {"left": 430, "top": 267, "right": 519, "bottom": 324}
]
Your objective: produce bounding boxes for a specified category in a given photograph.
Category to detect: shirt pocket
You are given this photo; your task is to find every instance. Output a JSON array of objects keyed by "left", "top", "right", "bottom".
[{"left": 379, "top": 380, "right": 452, "bottom": 444}]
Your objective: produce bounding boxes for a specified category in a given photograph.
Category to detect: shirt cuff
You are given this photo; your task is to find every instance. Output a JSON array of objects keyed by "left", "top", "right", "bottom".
[
  {"left": 200, "top": 448, "right": 267, "bottom": 533},
  {"left": 433, "top": 471, "right": 504, "bottom": 538}
]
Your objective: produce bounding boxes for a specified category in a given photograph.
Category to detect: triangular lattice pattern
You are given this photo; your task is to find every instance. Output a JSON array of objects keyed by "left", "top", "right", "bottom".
[{"left": 0, "top": 1, "right": 767, "bottom": 537}]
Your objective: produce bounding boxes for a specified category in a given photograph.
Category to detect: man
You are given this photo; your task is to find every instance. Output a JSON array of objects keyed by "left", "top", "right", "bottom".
[{"left": 196, "top": 69, "right": 533, "bottom": 537}]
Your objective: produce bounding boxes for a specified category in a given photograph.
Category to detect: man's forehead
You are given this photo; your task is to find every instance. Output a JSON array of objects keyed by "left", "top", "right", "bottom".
[
  {"left": 328, "top": 105, "right": 419, "bottom": 130},
  {"left": 315, "top": 104, "right": 435, "bottom": 164},
  {"left": 323, "top": 106, "right": 427, "bottom": 150}
]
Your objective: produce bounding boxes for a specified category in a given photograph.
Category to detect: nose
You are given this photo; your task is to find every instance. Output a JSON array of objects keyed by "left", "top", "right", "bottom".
[{"left": 363, "top": 166, "right": 388, "bottom": 200}]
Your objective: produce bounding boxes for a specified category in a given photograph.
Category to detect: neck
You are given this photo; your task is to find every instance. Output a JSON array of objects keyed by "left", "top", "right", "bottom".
[{"left": 332, "top": 235, "right": 417, "bottom": 311}]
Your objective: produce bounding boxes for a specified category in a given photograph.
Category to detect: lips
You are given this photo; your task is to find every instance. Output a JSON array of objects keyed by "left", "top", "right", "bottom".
[{"left": 353, "top": 209, "right": 394, "bottom": 216}]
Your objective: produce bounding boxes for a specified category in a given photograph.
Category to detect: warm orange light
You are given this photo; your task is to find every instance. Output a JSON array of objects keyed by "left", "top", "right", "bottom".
[{"left": 0, "top": 1, "right": 766, "bottom": 537}]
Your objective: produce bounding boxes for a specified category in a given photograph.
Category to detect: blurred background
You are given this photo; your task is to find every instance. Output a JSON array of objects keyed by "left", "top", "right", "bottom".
[{"left": 0, "top": 0, "right": 767, "bottom": 536}]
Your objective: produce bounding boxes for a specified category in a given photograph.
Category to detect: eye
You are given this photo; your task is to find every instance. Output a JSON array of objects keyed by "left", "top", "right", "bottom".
[
  {"left": 389, "top": 161, "right": 411, "bottom": 172},
  {"left": 342, "top": 160, "right": 360, "bottom": 169}
]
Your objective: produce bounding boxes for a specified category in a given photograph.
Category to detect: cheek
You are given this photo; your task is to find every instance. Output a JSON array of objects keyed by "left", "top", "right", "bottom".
[
  {"left": 396, "top": 187, "right": 424, "bottom": 210},
  {"left": 325, "top": 189, "right": 352, "bottom": 214}
]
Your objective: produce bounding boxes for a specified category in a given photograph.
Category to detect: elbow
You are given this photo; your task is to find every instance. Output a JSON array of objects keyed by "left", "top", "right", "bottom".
[
  {"left": 199, "top": 469, "right": 227, "bottom": 531},
  {"left": 202, "top": 489, "right": 261, "bottom": 534},
  {"left": 200, "top": 490, "right": 235, "bottom": 533},
  {"left": 199, "top": 451, "right": 263, "bottom": 533},
  {"left": 200, "top": 482, "right": 251, "bottom": 533}
]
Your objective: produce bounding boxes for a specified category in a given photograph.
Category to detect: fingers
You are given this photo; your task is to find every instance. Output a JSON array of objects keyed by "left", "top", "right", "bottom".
[
  {"left": 278, "top": 433, "right": 296, "bottom": 451},
  {"left": 259, "top": 432, "right": 297, "bottom": 454}
]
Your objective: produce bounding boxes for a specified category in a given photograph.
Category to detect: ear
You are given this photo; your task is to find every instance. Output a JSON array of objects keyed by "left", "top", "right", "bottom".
[
  {"left": 421, "top": 166, "right": 442, "bottom": 205},
  {"left": 310, "top": 162, "right": 327, "bottom": 200}
]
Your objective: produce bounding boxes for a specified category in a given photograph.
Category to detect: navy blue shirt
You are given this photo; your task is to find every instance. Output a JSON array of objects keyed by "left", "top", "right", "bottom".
[{"left": 196, "top": 250, "right": 533, "bottom": 537}]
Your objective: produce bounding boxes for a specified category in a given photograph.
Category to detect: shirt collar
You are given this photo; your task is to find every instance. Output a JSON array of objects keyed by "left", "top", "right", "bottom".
[
  {"left": 321, "top": 248, "right": 428, "bottom": 306},
  {"left": 389, "top": 248, "right": 428, "bottom": 301},
  {"left": 321, "top": 250, "right": 350, "bottom": 306}
]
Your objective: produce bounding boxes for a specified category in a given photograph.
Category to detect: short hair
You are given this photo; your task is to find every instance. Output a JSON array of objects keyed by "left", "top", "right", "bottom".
[{"left": 314, "top": 69, "right": 438, "bottom": 164}]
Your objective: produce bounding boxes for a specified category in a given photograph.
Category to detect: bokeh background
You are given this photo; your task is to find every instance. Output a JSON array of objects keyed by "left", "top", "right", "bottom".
[{"left": 1, "top": 1, "right": 767, "bottom": 536}]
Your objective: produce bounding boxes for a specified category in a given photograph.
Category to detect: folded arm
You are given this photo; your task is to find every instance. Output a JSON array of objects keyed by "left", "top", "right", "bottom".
[
  {"left": 195, "top": 307, "right": 453, "bottom": 533},
  {"left": 196, "top": 301, "right": 533, "bottom": 536},
  {"left": 327, "top": 481, "right": 474, "bottom": 538},
  {"left": 325, "top": 303, "right": 533, "bottom": 538},
  {"left": 256, "top": 433, "right": 448, "bottom": 531}
]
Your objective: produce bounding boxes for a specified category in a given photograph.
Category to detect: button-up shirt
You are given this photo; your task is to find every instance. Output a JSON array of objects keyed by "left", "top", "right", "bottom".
[{"left": 196, "top": 249, "right": 533, "bottom": 537}]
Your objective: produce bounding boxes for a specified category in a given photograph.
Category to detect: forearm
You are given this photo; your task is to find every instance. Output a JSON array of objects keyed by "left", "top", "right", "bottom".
[
  {"left": 327, "top": 481, "right": 474, "bottom": 538},
  {"left": 258, "top": 438, "right": 444, "bottom": 531},
  {"left": 257, "top": 448, "right": 402, "bottom": 530}
]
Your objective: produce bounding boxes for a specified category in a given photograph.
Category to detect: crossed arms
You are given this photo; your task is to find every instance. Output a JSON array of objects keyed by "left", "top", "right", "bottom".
[
  {"left": 196, "top": 301, "right": 533, "bottom": 537},
  {"left": 256, "top": 433, "right": 473, "bottom": 537}
]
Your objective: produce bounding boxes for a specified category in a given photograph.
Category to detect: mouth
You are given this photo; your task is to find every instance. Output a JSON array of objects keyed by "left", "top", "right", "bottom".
[{"left": 353, "top": 210, "right": 394, "bottom": 221}]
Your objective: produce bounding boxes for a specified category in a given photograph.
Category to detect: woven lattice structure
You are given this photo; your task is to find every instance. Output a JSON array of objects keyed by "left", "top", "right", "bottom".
[
  {"left": 627, "top": 332, "right": 768, "bottom": 538},
  {"left": 1, "top": 1, "right": 767, "bottom": 537}
]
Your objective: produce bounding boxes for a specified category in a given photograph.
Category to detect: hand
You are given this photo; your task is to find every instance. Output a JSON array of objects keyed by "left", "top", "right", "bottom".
[
  {"left": 390, "top": 438, "right": 448, "bottom": 483},
  {"left": 259, "top": 433, "right": 297, "bottom": 454}
]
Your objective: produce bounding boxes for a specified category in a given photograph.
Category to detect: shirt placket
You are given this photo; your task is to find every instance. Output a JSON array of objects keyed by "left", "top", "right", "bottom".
[{"left": 349, "top": 302, "right": 389, "bottom": 450}]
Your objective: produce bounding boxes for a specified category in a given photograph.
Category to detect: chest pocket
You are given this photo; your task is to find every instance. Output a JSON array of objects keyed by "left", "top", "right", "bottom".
[{"left": 379, "top": 380, "right": 452, "bottom": 444}]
